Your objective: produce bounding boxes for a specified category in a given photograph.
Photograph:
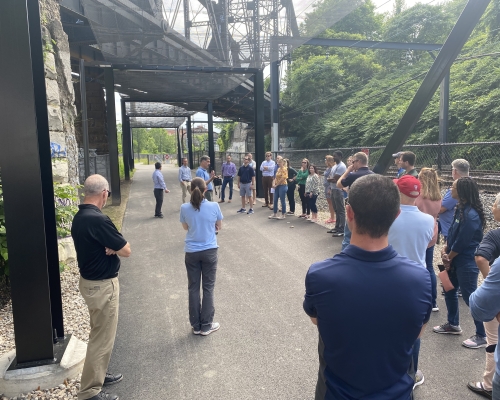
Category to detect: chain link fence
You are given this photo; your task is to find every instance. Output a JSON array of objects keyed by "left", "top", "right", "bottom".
[{"left": 78, "top": 154, "right": 110, "bottom": 184}]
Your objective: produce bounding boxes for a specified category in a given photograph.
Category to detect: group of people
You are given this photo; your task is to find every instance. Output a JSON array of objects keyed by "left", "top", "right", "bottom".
[{"left": 71, "top": 149, "right": 500, "bottom": 400}]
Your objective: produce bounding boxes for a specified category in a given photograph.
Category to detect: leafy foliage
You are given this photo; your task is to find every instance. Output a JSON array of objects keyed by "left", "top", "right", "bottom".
[
  {"left": 216, "top": 122, "right": 237, "bottom": 151},
  {"left": 0, "top": 182, "right": 81, "bottom": 280},
  {"left": 282, "top": 0, "right": 500, "bottom": 148}
]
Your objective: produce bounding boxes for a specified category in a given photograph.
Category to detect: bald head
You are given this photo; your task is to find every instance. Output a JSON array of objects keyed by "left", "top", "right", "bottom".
[{"left": 84, "top": 174, "right": 109, "bottom": 197}]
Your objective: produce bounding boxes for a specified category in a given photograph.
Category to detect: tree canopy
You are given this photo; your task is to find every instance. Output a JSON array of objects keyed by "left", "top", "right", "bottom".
[{"left": 282, "top": 0, "right": 500, "bottom": 148}]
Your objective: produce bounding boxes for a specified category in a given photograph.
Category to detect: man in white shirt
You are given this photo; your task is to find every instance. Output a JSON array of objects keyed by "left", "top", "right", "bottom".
[
  {"left": 328, "top": 151, "right": 347, "bottom": 236},
  {"left": 246, "top": 153, "right": 257, "bottom": 206},
  {"left": 260, "top": 152, "right": 275, "bottom": 208},
  {"left": 178, "top": 158, "right": 192, "bottom": 203}
]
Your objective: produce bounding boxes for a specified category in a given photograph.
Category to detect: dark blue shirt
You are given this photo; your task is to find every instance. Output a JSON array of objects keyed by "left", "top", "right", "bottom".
[
  {"left": 340, "top": 167, "right": 374, "bottom": 188},
  {"left": 304, "top": 245, "right": 431, "bottom": 400},
  {"left": 238, "top": 164, "right": 255, "bottom": 184},
  {"left": 446, "top": 205, "right": 483, "bottom": 262}
]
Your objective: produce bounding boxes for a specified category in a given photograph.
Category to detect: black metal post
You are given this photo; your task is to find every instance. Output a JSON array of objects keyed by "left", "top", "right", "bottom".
[
  {"left": 129, "top": 120, "right": 135, "bottom": 170},
  {"left": 254, "top": 69, "right": 265, "bottom": 198},
  {"left": 187, "top": 116, "right": 194, "bottom": 169},
  {"left": 270, "top": 41, "right": 279, "bottom": 153},
  {"left": 207, "top": 101, "right": 215, "bottom": 172},
  {"left": 0, "top": 0, "right": 56, "bottom": 363},
  {"left": 104, "top": 68, "right": 121, "bottom": 205},
  {"left": 79, "top": 58, "right": 91, "bottom": 179},
  {"left": 177, "top": 128, "right": 182, "bottom": 167},
  {"left": 121, "top": 99, "right": 131, "bottom": 180},
  {"left": 373, "top": 0, "right": 490, "bottom": 174},
  {"left": 439, "top": 71, "right": 450, "bottom": 144}
]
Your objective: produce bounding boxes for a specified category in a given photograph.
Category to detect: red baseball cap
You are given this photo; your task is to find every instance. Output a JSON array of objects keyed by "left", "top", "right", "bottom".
[{"left": 393, "top": 175, "right": 421, "bottom": 198}]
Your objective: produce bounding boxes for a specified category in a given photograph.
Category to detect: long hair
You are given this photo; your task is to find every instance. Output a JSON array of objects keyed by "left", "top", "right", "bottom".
[
  {"left": 301, "top": 158, "right": 310, "bottom": 171},
  {"left": 190, "top": 177, "right": 206, "bottom": 211},
  {"left": 419, "top": 168, "right": 441, "bottom": 201},
  {"left": 309, "top": 164, "right": 318, "bottom": 175},
  {"left": 456, "top": 177, "right": 486, "bottom": 230}
]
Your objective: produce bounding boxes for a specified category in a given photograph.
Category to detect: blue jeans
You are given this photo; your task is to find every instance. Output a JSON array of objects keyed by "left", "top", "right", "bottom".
[
  {"left": 273, "top": 185, "right": 287, "bottom": 214},
  {"left": 307, "top": 194, "right": 318, "bottom": 213},
  {"left": 341, "top": 221, "right": 351, "bottom": 251},
  {"left": 221, "top": 177, "right": 233, "bottom": 201},
  {"left": 426, "top": 246, "right": 437, "bottom": 307},
  {"left": 493, "top": 372, "right": 500, "bottom": 400},
  {"left": 445, "top": 256, "right": 486, "bottom": 337}
]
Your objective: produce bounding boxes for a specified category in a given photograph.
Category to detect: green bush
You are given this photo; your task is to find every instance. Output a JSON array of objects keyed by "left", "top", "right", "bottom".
[{"left": 0, "top": 182, "right": 81, "bottom": 280}]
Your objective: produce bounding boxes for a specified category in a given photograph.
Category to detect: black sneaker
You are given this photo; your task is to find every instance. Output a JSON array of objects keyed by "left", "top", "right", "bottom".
[
  {"left": 327, "top": 229, "right": 337, "bottom": 233},
  {"left": 104, "top": 372, "right": 123, "bottom": 386},
  {"left": 88, "top": 391, "right": 119, "bottom": 400}
]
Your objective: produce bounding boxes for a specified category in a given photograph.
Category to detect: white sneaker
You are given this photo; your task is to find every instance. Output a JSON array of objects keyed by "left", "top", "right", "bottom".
[
  {"left": 413, "top": 370, "right": 425, "bottom": 389},
  {"left": 201, "top": 322, "right": 220, "bottom": 336}
]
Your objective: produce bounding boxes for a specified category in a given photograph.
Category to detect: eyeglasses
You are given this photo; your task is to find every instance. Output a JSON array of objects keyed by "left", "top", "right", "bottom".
[
  {"left": 352, "top": 159, "right": 359, "bottom": 163},
  {"left": 244, "top": 158, "right": 249, "bottom": 161},
  {"left": 103, "top": 189, "right": 111, "bottom": 196},
  {"left": 301, "top": 161, "right": 307, "bottom": 164},
  {"left": 266, "top": 155, "right": 271, "bottom": 157}
]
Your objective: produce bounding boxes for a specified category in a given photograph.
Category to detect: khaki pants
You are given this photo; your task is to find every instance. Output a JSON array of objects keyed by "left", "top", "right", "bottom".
[
  {"left": 78, "top": 276, "right": 120, "bottom": 400},
  {"left": 483, "top": 318, "right": 499, "bottom": 390},
  {"left": 180, "top": 181, "right": 191, "bottom": 203}
]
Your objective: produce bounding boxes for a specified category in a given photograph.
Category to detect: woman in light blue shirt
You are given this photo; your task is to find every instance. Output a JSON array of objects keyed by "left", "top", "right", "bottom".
[{"left": 180, "top": 177, "right": 223, "bottom": 336}]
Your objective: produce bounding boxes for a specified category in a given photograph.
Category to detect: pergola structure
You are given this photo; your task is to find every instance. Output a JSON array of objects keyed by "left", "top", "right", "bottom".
[{"left": 0, "top": 0, "right": 491, "bottom": 374}]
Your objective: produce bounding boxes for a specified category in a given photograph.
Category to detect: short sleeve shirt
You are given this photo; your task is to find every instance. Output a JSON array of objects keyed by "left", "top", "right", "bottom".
[
  {"left": 180, "top": 200, "right": 223, "bottom": 253},
  {"left": 475, "top": 228, "right": 500, "bottom": 263},
  {"left": 440, "top": 188, "right": 457, "bottom": 237},
  {"left": 329, "top": 162, "right": 347, "bottom": 190},
  {"left": 304, "top": 245, "right": 431, "bottom": 399},
  {"left": 196, "top": 167, "right": 213, "bottom": 190},
  {"left": 71, "top": 204, "right": 127, "bottom": 280},
  {"left": 238, "top": 165, "right": 255, "bottom": 184},
  {"left": 340, "top": 167, "right": 374, "bottom": 188}
]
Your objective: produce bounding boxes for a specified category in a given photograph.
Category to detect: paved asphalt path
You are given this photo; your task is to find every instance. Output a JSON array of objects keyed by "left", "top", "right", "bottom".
[{"left": 109, "top": 164, "right": 486, "bottom": 400}]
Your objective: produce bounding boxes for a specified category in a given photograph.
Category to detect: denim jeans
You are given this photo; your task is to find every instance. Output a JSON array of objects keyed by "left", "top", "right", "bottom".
[
  {"left": 273, "top": 185, "right": 288, "bottom": 214},
  {"left": 426, "top": 246, "right": 437, "bottom": 308},
  {"left": 493, "top": 372, "right": 500, "bottom": 400},
  {"left": 185, "top": 248, "right": 218, "bottom": 332},
  {"left": 445, "top": 256, "right": 486, "bottom": 337},
  {"left": 221, "top": 177, "right": 233, "bottom": 201},
  {"left": 341, "top": 221, "right": 352, "bottom": 251},
  {"left": 307, "top": 194, "right": 318, "bottom": 213},
  {"left": 287, "top": 183, "right": 296, "bottom": 213},
  {"left": 298, "top": 184, "right": 310, "bottom": 215}
]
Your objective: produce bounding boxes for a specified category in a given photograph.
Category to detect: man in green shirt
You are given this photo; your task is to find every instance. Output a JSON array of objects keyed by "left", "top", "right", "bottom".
[{"left": 400, "top": 151, "right": 418, "bottom": 177}]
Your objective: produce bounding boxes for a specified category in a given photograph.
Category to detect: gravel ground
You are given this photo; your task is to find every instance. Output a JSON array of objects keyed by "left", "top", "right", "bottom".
[{"left": 0, "top": 262, "right": 88, "bottom": 400}]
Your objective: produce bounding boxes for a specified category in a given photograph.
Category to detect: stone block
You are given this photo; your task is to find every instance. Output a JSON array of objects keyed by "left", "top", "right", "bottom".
[
  {"left": 52, "top": 160, "right": 69, "bottom": 183},
  {"left": 50, "top": 131, "right": 66, "bottom": 147},
  {"left": 58, "top": 237, "right": 76, "bottom": 264},
  {"left": 44, "top": 52, "right": 57, "bottom": 80},
  {"left": 45, "top": 78, "right": 60, "bottom": 107},
  {"left": 47, "top": 105, "right": 63, "bottom": 132},
  {"left": 0, "top": 336, "right": 87, "bottom": 398}
]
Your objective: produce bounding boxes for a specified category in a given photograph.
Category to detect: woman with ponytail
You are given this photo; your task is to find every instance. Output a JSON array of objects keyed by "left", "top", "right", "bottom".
[{"left": 180, "top": 177, "right": 223, "bottom": 336}]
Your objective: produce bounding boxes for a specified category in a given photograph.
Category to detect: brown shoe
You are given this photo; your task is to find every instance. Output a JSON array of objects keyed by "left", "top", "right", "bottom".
[{"left": 218, "top": 200, "right": 225, "bottom": 203}]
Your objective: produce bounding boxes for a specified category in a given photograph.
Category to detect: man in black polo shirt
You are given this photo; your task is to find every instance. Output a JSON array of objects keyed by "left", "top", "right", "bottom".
[
  {"left": 336, "top": 151, "right": 374, "bottom": 248},
  {"left": 237, "top": 155, "right": 256, "bottom": 214},
  {"left": 71, "top": 174, "right": 131, "bottom": 400}
]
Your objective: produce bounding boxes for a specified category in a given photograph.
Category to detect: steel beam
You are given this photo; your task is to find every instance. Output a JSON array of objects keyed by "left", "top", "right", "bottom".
[
  {"left": 187, "top": 116, "right": 194, "bottom": 169},
  {"left": 270, "top": 40, "right": 279, "bottom": 153},
  {"left": 177, "top": 128, "right": 182, "bottom": 167},
  {"left": 254, "top": 69, "right": 265, "bottom": 198},
  {"left": 270, "top": 36, "right": 443, "bottom": 52},
  {"left": 80, "top": 59, "right": 91, "bottom": 179},
  {"left": 110, "top": 64, "right": 260, "bottom": 74},
  {"left": 0, "top": 0, "right": 56, "bottom": 363},
  {"left": 207, "top": 101, "right": 215, "bottom": 172},
  {"left": 129, "top": 119, "right": 135, "bottom": 170},
  {"left": 104, "top": 68, "right": 121, "bottom": 205},
  {"left": 373, "top": 0, "right": 491, "bottom": 174},
  {"left": 439, "top": 71, "right": 450, "bottom": 144},
  {"left": 121, "top": 99, "right": 131, "bottom": 180}
]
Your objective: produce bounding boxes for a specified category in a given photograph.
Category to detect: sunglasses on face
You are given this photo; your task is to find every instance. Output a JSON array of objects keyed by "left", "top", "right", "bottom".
[{"left": 103, "top": 189, "right": 111, "bottom": 196}]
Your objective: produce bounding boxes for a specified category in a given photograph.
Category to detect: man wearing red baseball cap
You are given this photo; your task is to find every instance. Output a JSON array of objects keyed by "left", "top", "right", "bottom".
[{"left": 389, "top": 174, "right": 435, "bottom": 390}]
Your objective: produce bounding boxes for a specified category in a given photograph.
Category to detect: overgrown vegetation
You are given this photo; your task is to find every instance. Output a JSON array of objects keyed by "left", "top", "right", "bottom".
[
  {"left": 0, "top": 182, "right": 81, "bottom": 280},
  {"left": 282, "top": 0, "right": 500, "bottom": 148},
  {"left": 216, "top": 122, "right": 237, "bottom": 151}
]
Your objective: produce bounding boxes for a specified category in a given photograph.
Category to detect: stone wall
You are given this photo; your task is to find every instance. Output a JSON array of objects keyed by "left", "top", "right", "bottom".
[{"left": 40, "top": 0, "right": 79, "bottom": 185}]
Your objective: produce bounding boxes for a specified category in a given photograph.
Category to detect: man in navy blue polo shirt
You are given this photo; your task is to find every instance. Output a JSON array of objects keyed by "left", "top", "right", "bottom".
[{"left": 304, "top": 174, "right": 432, "bottom": 400}]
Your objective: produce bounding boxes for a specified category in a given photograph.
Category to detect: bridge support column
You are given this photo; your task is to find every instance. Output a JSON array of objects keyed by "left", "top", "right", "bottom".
[
  {"left": 187, "top": 116, "right": 194, "bottom": 169},
  {"left": 121, "top": 99, "right": 131, "bottom": 181},
  {"left": 254, "top": 69, "right": 265, "bottom": 198},
  {"left": 207, "top": 101, "right": 215, "bottom": 172}
]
